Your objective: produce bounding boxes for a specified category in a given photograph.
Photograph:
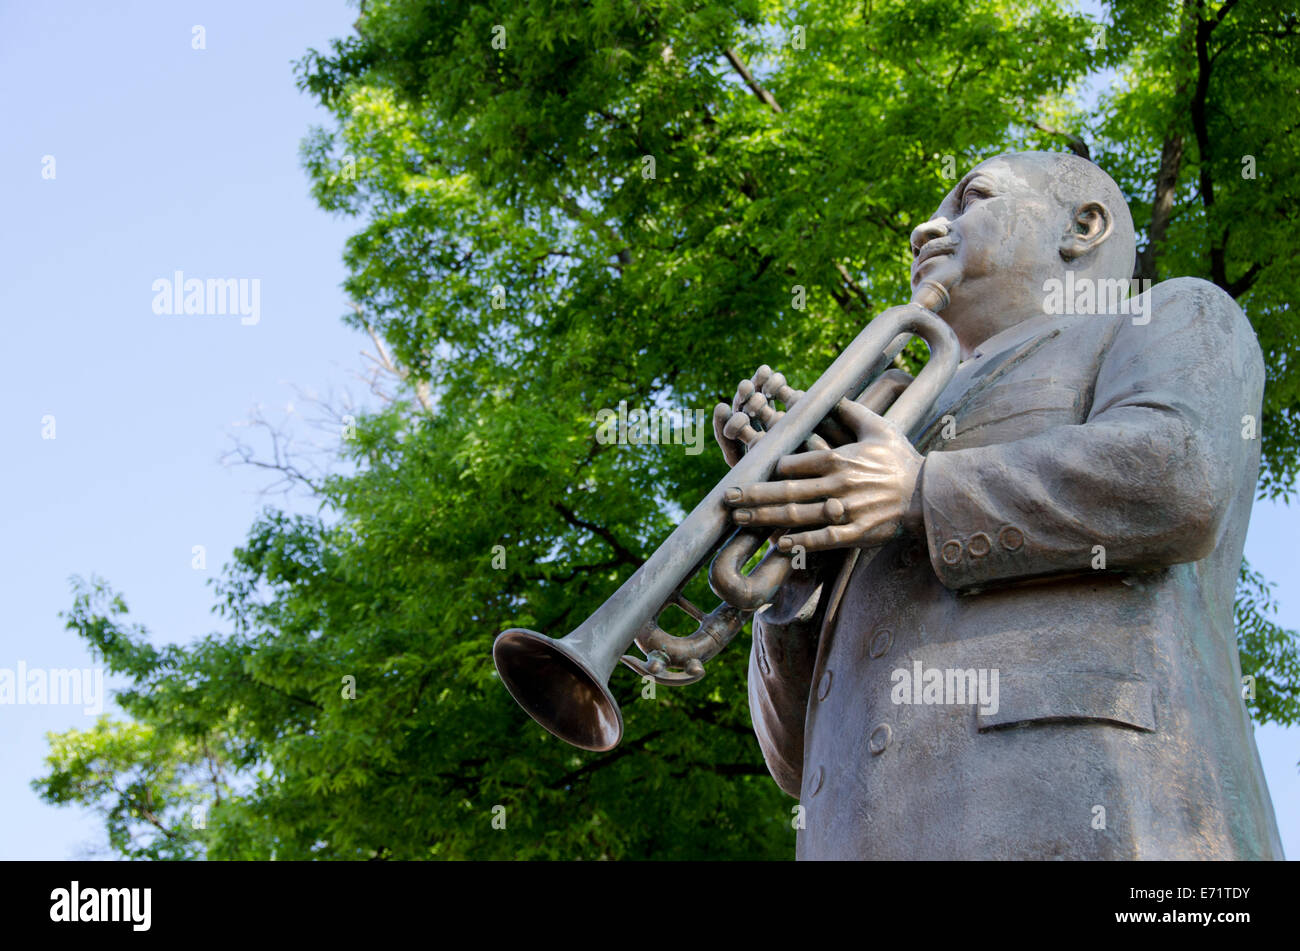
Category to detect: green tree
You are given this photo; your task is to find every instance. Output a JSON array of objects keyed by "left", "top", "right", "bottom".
[
  {"left": 37, "top": 0, "right": 1299, "bottom": 859},
  {"left": 33, "top": 713, "right": 228, "bottom": 861}
]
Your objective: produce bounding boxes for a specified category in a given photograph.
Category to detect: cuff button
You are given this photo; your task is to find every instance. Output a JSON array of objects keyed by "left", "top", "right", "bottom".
[
  {"left": 967, "top": 532, "right": 991, "bottom": 557},
  {"left": 998, "top": 526, "right": 1024, "bottom": 551},
  {"left": 940, "top": 540, "right": 963, "bottom": 564}
]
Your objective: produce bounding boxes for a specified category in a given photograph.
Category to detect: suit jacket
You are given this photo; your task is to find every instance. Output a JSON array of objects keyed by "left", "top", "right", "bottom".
[{"left": 748, "top": 277, "right": 1285, "bottom": 860}]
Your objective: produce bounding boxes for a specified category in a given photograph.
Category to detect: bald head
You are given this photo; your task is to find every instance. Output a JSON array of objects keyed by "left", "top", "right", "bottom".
[{"left": 1035, "top": 152, "right": 1136, "bottom": 280}]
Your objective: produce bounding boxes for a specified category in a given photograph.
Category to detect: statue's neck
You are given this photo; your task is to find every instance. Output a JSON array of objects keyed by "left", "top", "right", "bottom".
[{"left": 962, "top": 308, "right": 1062, "bottom": 360}]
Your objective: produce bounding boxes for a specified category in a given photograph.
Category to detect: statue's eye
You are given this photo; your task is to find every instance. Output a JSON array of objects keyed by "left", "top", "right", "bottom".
[{"left": 961, "top": 186, "right": 990, "bottom": 211}]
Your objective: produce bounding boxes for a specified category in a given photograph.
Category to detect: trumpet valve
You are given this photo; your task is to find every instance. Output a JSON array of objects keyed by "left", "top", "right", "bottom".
[
  {"left": 762, "top": 372, "right": 801, "bottom": 408},
  {"left": 723, "top": 411, "right": 761, "bottom": 445}
]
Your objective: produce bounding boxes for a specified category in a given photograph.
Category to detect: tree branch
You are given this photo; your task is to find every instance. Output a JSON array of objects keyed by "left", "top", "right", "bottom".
[
  {"left": 352, "top": 302, "right": 433, "bottom": 412},
  {"left": 834, "top": 261, "right": 873, "bottom": 310},
  {"left": 1138, "top": 1, "right": 1198, "bottom": 283},
  {"left": 1226, "top": 261, "right": 1262, "bottom": 297},
  {"left": 554, "top": 729, "right": 664, "bottom": 788},
  {"left": 552, "top": 502, "right": 642, "bottom": 565},
  {"left": 1028, "top": 119, "right": 1091, "bottom": 160},
  {"left": 1136, "top": 135, "right": 1184, "bottom": 283},
  {"left": 724, "top": 48, "right": 783, "bottom": 114}
]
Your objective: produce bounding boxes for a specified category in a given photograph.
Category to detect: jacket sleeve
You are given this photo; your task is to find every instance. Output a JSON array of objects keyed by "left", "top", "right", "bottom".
[{"left": 918, "top": 277, "right": 1265, "bottom": 591}]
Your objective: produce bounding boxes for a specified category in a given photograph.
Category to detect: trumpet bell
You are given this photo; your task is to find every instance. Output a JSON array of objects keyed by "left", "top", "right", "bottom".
[{"left": 493, "top": 628, "right": 624, "bottom": 751}]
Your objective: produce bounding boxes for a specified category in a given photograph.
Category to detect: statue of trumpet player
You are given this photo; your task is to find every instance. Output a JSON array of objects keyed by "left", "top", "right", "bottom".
[{"left": 717, "top": 151, "right": 1284, "bottom": 860}]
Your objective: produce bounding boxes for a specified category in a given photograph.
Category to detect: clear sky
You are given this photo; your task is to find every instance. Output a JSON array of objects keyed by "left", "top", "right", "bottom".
[{"left": 1, "top": 0, "right": 1295, "bottom": 860}]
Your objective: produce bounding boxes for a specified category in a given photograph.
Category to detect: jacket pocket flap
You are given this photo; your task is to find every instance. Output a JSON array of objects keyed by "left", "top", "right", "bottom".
[{"left": 976, "top": 671, "right": 1155, "bottom": 733}]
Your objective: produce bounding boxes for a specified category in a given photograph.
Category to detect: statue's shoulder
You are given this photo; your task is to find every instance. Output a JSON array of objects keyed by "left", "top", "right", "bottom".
[
  {"left": 1135, "top": 276, "right": 1263, "bottom": 380},
  {"left": 1146, "top": 276, "right": 1248, "bottom": 328}
]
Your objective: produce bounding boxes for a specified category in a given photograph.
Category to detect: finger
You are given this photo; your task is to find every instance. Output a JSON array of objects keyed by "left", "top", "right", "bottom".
[
  {"left": 831, "top": 398, "right": 887, "bottom": 440},
  {"left": 733, "top": 500, "right": 842, "bottom": 527},
  {"left": 713, "top": 403, "right": 743, "bottom": 466},
  {"left": 778, "top": 524, "right": 858, "bottom": 553},
  {"left": 773, "top": 450, "right": 839, "bottom": 479},
  {"left": 712, "top": 402, "right": 730, "bottom": 439},
  {"left": 814, "top": 402, "right": 855, "bottom": 446},
  {"left": 856, "top": 368, "right": 912, "bottom": 415},
  {"left": 726, "top": 475, "right": 844, "bottom": 507}
]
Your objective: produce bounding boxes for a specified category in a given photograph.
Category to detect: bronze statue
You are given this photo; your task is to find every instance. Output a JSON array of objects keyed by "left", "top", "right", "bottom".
[
  {"left": 719, "top": 152, "right": 1283, "bottom": 859},
  {"left": 494, "top": 150, "right": 1283, "bottom": 861}
]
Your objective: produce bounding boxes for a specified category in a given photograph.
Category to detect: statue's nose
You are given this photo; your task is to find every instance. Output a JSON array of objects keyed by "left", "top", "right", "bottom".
[{"left": 910, "top": 217, "right": 951, "bottom": 258}]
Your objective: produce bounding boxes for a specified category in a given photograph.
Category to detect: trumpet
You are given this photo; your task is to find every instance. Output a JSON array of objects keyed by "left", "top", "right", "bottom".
[{"left": 493, "top": 280, "right": 961, "bottom": 751}]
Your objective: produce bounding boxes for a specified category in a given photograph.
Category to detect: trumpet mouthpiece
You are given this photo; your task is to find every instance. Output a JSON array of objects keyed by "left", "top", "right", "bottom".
[{"left": 911, "top": 280, "right": 950, "bottom": 313}]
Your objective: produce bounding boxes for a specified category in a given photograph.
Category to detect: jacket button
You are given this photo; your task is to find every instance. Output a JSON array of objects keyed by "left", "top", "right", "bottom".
[
  {"left": 940, "top": 540, "right": 963, "bottom": 564},
  {"left": 868, "top": 724, "right": 892, "bottom": 755},
  {"left": 998, "top": 525, "right": 1024, "bottom": 551},
  {"left": 817, "top": 669, "right": 833, "bottom": 701},
  {"left": 808, "top": 765, "right": 824, "bottom": 796},
  {"left": 869, "top": 628, "right": 893, "bottom": 659},
  {"left": 967, "top": 532, "right": 991, "bottom": 557}
]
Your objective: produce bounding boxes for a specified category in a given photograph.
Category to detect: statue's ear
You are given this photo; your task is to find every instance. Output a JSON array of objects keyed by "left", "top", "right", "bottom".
[{"left": 1060, "top": 201, "right": 1114, "bottom": 261}]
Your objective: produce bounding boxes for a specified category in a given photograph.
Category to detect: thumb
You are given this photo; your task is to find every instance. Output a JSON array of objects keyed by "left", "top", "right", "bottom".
[
  {"left": 831, "top": 398, "right": 887, "bottom": 441},
  {"left": 713, "top": 402, "right": 743, "bottom": 467}
]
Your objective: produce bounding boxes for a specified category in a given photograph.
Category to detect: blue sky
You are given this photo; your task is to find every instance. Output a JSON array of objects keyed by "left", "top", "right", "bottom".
[{"left": 1, "top": 0, "right": 1295, "bottom": 860}]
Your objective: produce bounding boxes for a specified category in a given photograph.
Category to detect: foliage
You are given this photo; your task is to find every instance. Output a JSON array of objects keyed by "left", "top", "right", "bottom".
[
  {"left": 1096, "top": 0, "right": 1300, "bottom": 497},
  {"left": 1237, "top": 563, "right": 1300, "bottom": 725},
  {"left": 33, "top": 713, "right": 225, "bottom": 862}
]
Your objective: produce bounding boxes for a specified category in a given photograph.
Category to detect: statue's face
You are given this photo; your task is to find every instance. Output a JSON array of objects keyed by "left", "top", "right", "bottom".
[{"left": 910, "top": 155, "right": 1068, "bottom": 341}]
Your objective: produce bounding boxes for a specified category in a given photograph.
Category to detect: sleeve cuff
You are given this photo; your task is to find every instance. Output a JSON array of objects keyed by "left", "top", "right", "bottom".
[{"left": 920, "top": 448, "right": 1031, "bottom": 590}]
